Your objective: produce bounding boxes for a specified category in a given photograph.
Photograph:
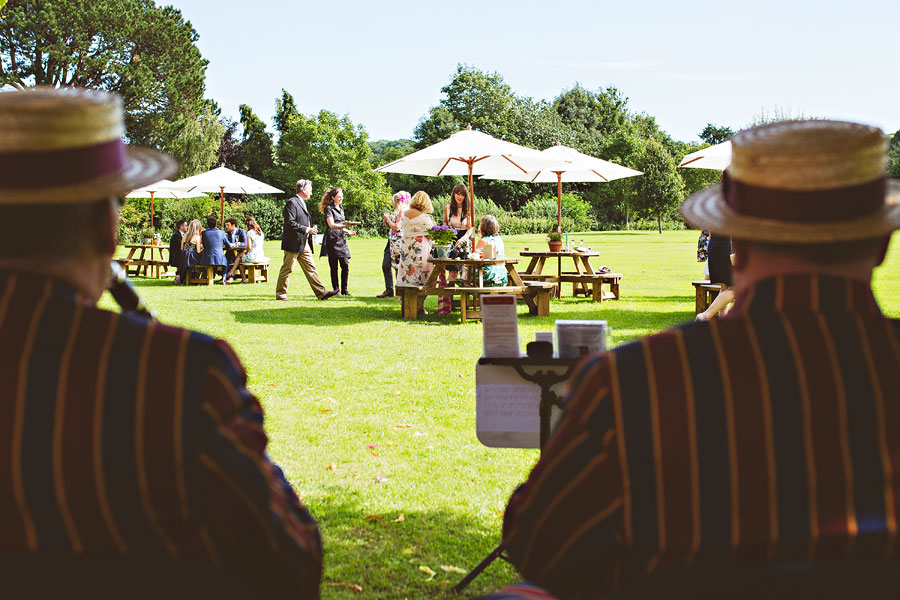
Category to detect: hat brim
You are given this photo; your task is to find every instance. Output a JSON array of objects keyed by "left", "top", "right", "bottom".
[
  {"left": 0, "top": 146, "right": 178, "bottom": 204},
  {"left": 680, "top": 179, "right": 900, "bottom": 242}
]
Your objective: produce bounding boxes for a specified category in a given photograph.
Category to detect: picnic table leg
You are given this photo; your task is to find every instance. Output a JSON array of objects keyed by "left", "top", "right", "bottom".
[
  {"left": 205, "top": 266, "right": 214, "bottom": 286},
  {"left": 460, "top": 292, "right": 468, "bottom": 324},
  {"left": 592, "top": 280, "right": 602, "bottom": 303},
  {"left": 401, "top": 288, "right": 419, "bottom": 320},
  {"left": 611, "top": 277, "right": 620, "bottom": 300},
  {"left": 535, "top": 289, "right": 550, "bottom": 316}
]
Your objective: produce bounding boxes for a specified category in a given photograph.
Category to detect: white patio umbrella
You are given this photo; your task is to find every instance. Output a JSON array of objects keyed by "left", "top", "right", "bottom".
[
  {"left": 125, "top": 179, "right": 206, "bottom": 233},
  {"left": 678, "top": 140, "right": 732, "bottom": 170},
  {"left": 374, "top": 126, "right": 563, "bottom": 224},
  {"left": 481, "top": 143, "right": 643, "bottom": 232},
  {"left": 166, "top": 166, "right": 283, "bottom": 222}
]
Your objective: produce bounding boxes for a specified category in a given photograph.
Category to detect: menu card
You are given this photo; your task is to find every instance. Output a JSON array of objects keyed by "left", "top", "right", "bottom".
[{"left": 481, "top": 295, "right": 519, "bottom": 357}]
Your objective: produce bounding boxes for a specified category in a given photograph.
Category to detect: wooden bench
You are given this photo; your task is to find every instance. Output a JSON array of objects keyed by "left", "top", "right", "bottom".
[
  {"left": 398, "top": 282, "right": 554, "bottom": 323},
  {"left": 185, "top": 264, "right": 224, "bottom": 286},
  {"left": 692, "top": 280, "right": 728, "bottom": 314},
  {"left": 122, "top": 258, "right": 169, "bottom": 279},
  {"left": 559, "top": 272, "right": 622, "bottom": 302},
  {"left": 235, "top": 260, "right": 270, "bottom": 284}
]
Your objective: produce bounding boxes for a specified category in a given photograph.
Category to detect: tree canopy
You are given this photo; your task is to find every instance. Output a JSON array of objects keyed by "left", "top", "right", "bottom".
[
  {"left": 699, "top": 123, "right": 733, "bottom": 144},
  {"left": 889, "top": 131, "right": 900, "bottom": 178},
  {"left": 0, "top": 0, "right": 216, "bottom": 175}
]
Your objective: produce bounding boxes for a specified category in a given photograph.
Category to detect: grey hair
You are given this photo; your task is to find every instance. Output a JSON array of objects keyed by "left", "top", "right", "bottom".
[{"left": 296, "top": 179, "right": 312, "bottom": 193}]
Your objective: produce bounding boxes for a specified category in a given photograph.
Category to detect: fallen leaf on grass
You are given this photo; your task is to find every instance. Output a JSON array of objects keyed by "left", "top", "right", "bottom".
[
  {"left": 325, "top": 582, "right": 363, "bottom": 592},
  {"left": 419, "top": 565, "right": 436, "bottom": 581},
  {"left": 393, "top": 424, "right": 412, "bottom": 428},
  {"left": 370, "top": 451, "right": 380, "bottom": 456},
  {"left": 364, "top": 515, "right": 385, "bottom": 521},
  {"left": 318, "top": 408, "right": 331, "bottom": 413},
  {"left": 440, "top": 565, "right": 466, "bottom": 574},
  {"left": 366, "top": 444, "right": 378, "bottom": 449},
  {"left": 375, "top": 476, "right": 388, "bottom": 483},
  {"left": 326, "top": 463, "right": 336, "bottom": 470},
  {"left": 394, "top": 514, "right": 405, "bottom": 522}
]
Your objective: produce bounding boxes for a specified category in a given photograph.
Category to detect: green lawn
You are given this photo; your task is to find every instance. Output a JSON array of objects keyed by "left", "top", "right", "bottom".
[{"left": 109, "top": 231, "right": 900, "bottom": 599}]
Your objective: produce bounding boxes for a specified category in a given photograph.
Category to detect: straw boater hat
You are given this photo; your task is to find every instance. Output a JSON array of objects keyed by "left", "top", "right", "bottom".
[
  {"left": 0, "top": 86, "right": 177, "bottom": 204},
  {"left": 680, "top": 120, "right": 900, "bottom": 242}
]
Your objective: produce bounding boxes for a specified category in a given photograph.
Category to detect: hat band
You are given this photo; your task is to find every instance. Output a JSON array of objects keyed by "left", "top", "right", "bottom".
[
  {"left": 0, "top": 139, "right": 126, "bottom": 190},
  {"left": 723, "top": 171, "right": 885, "bottom": 224}
]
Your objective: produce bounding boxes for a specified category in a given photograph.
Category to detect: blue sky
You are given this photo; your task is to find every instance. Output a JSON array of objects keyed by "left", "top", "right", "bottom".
[{"left": 165, "top": 0, "right": 899, "bottom": 144}]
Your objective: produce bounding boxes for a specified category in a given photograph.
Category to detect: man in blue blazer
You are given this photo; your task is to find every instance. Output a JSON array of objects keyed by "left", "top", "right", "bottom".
[
  {"left": 224, "top": 217, "right": 247, "bottom": 282},
  {"left": 201, "top": 214, "right": 232, "bottom": 284}
]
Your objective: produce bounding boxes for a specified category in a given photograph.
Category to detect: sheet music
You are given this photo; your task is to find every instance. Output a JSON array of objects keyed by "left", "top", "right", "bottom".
[{"left": 476, "top": 384, "right": 540, "bottom": 433}]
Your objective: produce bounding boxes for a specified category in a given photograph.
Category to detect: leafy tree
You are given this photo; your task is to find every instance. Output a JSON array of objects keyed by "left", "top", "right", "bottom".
[
  {"left": 888, "top": 131, "right": 900, "bottom": 178},
  {"left": 634, "top": 139, "right": 684, "bottom": 233},
  {"left": 216, "top": 117, "right": 245, "bottom": 173},
  {"left": 699, "top": 123, "right": 733, "bottom": 144},
  {"left": 553, "top": 84, "right": 629, "bottom": 153},
  {"left": 167, "top": 100, "right": 224, "bottom": 177},
  {"left": 2, "top": 1, "right": 209, "bottom": 143},
  {"left": 272, "top": 98, "right": 389, "bottom": 232},
  {"left": 239, "top": 103, "right": 275, "bottom": 182}
]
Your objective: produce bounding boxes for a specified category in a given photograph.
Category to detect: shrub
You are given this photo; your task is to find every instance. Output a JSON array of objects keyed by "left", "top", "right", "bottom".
[{"left": 518, "top": 193, "right": 594, "bottom": 231}]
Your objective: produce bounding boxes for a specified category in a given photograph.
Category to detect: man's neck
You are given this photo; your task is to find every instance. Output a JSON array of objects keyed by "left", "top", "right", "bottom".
[{"left": 0, "top": 255, "right": 109, "bottom": 303}]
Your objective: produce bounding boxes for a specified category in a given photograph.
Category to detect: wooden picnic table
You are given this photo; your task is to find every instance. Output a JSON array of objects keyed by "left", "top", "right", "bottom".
[
  {"left": 397, "top": 257, "right": 554, "bottom": 323},
  {"left": 519, "top": 250, "right": 621, "bottom": 302},
  {"left": 119, "top": 243, "right": 170, "bottom": 278}
]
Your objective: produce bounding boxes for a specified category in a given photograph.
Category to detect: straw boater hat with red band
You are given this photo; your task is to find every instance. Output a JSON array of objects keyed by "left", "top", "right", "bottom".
[
  {"left": 0, "top": 86, "right": 177, "bottom": 204},
  {"left": 680, "top": 119, "right": 900, "bottom": 243}
]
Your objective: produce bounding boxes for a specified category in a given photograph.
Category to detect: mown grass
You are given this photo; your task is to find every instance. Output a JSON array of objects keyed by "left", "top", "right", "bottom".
[{"left": 108, "top": 230, "right": 900, "bottom": 599}]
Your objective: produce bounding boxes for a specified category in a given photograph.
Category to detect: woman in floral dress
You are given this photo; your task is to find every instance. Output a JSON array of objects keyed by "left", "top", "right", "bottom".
[{"left": 397, "top": 191, "right": 435, "bottom": 314}]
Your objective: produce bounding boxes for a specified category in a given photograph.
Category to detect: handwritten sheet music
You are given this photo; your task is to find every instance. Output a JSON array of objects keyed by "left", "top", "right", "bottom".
[{"left": 476, "top": 384, "right": 540, "bottom": 433}]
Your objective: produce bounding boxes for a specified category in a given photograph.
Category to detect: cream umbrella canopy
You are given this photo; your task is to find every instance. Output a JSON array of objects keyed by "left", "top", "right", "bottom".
[
  {"left": 125, "top": 179, "right": 206, "bottom": 233},
  {"left": 678, "top": 140, "right": 732, "bottom": 170},
  {"left": 374, "top": 126, "right": 563, "bottom": 225},
  {"left": 166, "top": 166, "right": 283, "bottom": 223},
  {"left": 481, "top": 143, "right": 643, "bottom": 232}
]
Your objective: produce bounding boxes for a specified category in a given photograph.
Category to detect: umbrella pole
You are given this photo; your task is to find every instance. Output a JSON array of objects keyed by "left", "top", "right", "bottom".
[
  {"left": 556, "top": 173, "right": 562, "bottom": 233},
  {"left": 220, "top": 186, "right": 225, "bottom": 224},
  {"left": 150, "top": 191, "right": 155, "bottom": 234},
  {"left": 468, "top": 162, "right": 475, "bottom": 233}
]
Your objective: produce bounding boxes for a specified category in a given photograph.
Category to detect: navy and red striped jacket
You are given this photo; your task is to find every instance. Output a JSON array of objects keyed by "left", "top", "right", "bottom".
[
  {"left": 502, "top": 273, "right": 900, "bottom": 599},
  {"left": 0, "top": 270, "right": 322, "bottom": 596}
]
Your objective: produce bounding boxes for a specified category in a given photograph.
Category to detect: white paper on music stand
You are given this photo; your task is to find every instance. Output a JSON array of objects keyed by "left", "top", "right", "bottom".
[{"left": 481, "top": 295, "right": 519, "bottom": 357}]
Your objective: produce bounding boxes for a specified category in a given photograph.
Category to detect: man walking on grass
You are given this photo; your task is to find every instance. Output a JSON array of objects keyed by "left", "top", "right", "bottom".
[{"left": 276, "top": 179, "right": 337, "bottom": 301}]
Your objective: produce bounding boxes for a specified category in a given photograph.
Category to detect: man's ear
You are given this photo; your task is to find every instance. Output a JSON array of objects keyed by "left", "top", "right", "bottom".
[{"left": 732, "top": 238, "right": 747, "bottom": 271}]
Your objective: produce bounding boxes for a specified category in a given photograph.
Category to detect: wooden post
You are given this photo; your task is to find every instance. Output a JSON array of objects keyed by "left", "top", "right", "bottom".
[
  {"left": 556, "top": 172, "right": 562, "bottom": 233},
  {"left": 219, "top": 186, "right": 225, "bottom": 223}
]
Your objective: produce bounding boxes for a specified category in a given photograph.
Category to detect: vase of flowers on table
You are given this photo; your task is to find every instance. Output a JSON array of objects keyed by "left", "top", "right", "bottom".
[
  {"left": 547, "top": 231, "right": 563, "bottom": 252},
  {"left": 430, "top": 225, "right": 457, "bottom": 257}
]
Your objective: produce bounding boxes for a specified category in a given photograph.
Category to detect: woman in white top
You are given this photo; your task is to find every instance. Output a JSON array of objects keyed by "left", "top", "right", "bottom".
[
  {"left": 397, "top": 191, "right": 435, "bottom": 315},
  {"left": 243, "top": 217, "right": 267, "bottom": 264}
]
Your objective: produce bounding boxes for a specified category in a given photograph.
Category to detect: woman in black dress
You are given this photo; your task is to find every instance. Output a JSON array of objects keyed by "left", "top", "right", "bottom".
[{"left": 319, "top": 188, "right": 356, "bottom": 295}]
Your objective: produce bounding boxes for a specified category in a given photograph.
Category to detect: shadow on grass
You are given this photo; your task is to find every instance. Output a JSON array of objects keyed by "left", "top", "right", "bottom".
[{"left": 311, "top": 487, "right": 518, "bottom": 600}]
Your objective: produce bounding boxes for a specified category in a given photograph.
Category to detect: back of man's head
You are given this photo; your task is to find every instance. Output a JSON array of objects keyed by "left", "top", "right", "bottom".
[
  {"left": 0, "top": 88, "right": 176, "bottom": 264},
  {"left": 206, "top": 214, "right": 217, "bottom": 229},
  {"left": 681, "top": 120, "right": 900, "bottom": 280}
]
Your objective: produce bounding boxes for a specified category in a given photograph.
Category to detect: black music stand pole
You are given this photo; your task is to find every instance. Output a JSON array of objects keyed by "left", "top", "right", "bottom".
[{"left": 453, "top": 352, "right": 578, "bottom": 594}]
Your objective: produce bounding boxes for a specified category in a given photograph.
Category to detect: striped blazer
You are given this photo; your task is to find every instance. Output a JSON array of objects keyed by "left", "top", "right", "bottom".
[
  {"left": 502, "top": 274, "right": 900, "bottom": 599},
  {"left": 0, "top": 270, "right": 322, "bottom": 596}
]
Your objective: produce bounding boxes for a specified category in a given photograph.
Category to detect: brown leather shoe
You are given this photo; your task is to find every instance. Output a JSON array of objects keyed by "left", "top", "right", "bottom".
[
  {"left": 275, "top": 295, "right": 288, "bottom": 301},
  {"left": 376, "top": 290, "right": 393, "bottom": 298},
  {"left": 320, "top": 289, "right": 339, "bottom": 300}
]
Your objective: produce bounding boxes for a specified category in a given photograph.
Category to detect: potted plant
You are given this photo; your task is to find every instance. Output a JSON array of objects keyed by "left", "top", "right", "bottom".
[
  {"left": 141, "top": 230, "right": 154, "bottom": 245},
  {"left": 547, "top": 231, "right": 563, "bottom": 252},
  {"left": 430, "top": 225, "right": 457, "bottom": 257}
]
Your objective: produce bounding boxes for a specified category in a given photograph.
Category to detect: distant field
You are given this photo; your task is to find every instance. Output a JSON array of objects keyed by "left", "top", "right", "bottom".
[{"left": 110, "top": 230, "right": 900, "bottom": 599}]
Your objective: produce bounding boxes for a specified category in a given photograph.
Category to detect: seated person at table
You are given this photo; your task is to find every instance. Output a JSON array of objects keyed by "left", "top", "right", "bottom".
[
  {"left": 475, "top": 214, "right": 507, "bottom": 286},
  {"left": 224, "top": 217, "right": 247, "bottom": 282},
  {"left": 180, "top": 218, "right": 203, "bottom": 281},
  {"left": 200, "top": 214, "right": 232, "bottom": 284},
  {"left": 243, "top": 216, "right": 268, "bottom": 264},
  {"left": 490, "top": 120, "right": 900, "bottom": 600},
  {"left": 168, "top": 218, "right": 187, "bottom": 284}
]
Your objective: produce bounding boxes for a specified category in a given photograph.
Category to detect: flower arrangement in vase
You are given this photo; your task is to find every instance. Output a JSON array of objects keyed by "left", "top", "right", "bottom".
[{"left": 430, "top": 225, "right": 457, "bottom": 257}]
